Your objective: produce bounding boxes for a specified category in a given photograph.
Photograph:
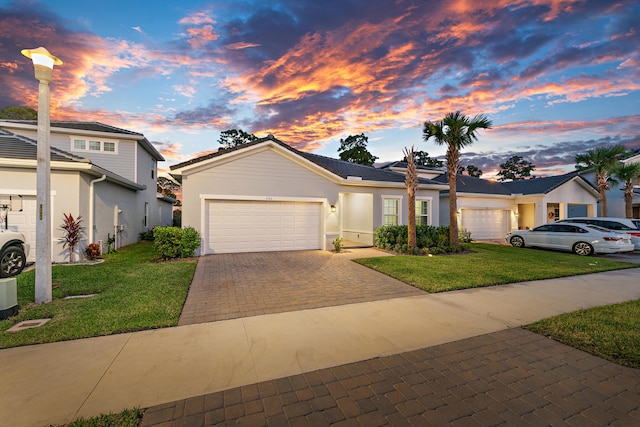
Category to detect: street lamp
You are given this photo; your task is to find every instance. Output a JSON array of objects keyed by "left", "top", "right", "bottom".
[{"left": 21, "top": 47, "right": 62, "bottom": 304}]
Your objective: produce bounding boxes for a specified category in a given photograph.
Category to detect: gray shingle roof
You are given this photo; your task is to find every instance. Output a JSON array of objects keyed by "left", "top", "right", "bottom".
[
  {"left": 434, "top": 170, "right": 596, "bottom": 195},
  {"left": 0, "top": 129, "right": 88, "bottom": 163},
  {"left": 171, "top": 135, "right": 444, "bottom": 185},
  {"left": 0, "top": 120, "right": 164, "bottom": 161},
  {"left": 434, "top": 174, "right": 512, "bottom": 195}
]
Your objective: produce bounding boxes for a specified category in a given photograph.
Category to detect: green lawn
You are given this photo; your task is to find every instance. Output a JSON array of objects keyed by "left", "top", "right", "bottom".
[
  {"left": 0, "top": 241, "right": 197, "bottom": 349},
  {"left": 354, "top": 243, "right": 635, "bottom": 293},
  {"left": 526, "top": 299, "right": 640, "bottom": 369}
]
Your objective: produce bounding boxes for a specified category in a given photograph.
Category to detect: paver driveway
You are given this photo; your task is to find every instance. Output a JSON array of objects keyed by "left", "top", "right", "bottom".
[{"left": 178, "top": 249, "right": 424, "bottom": 325}]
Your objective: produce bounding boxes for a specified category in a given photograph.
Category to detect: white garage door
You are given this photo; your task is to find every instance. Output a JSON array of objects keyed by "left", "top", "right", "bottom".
[
  {"left": 4, "top": 195, "right": 37, "bottom": 262},
  {"left": 461, "top": 209, "right": 508, "bottom": 240},
  {"left": 206, "top": 200, "right": 322, "bottom": 254}
]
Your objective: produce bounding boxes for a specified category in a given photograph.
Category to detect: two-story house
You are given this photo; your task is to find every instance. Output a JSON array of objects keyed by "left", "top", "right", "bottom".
[{"left": 0, "top": 120, "right": 174, "bottom": 262}]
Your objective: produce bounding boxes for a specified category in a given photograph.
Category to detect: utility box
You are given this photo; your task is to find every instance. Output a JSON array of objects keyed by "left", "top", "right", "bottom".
[{"left": 0, "top": 277, "right": 18, "bottom": 320}]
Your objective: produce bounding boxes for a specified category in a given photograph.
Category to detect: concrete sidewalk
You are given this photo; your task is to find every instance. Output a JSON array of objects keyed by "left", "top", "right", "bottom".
[{"left": 0, "top": 268, "right": 639, "bottom": 426}]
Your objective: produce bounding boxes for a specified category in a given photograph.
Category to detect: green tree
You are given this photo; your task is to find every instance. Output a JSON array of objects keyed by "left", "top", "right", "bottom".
[
  {"left": 157, "top": 177, "right": 180, "bottom": 200},
  {"left": 403, "top": 146, "right": 418, "bottom": 249},
  {"left": 402, "top": 150, "right": 443, "bottom": 168},
  {"left": 217, "top": 129, "right": 257, "bottom": 149},
  {"left": 423, "top": 111, "right": 492, "bottom": 246},
  {"left": 338, "top": 133, "right": 378, "bottom": 166},
  {"left": 613, "top": 162, "right": 640, "bottom": 218},
  {"left": 0, "top": 106, "right": 37, "bottom": 120},
  {"left": 575, "top": 144, "right": 627, "bottom": 217},
  {"left": 497, "top": 155, "right": 535, "bottom": 181},
  {"left": 465, "top": 165, "right": 483, "bottom": 178}
]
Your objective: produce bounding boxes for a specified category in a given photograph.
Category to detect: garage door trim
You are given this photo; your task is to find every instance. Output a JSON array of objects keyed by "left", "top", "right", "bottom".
[{"left": 200, "top": 195, "right": 327, "bottom": 255}]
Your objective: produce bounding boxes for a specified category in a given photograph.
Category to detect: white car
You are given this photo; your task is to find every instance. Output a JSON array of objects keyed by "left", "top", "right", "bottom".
[
  {"left": 556, "top": 217, "right": 640, "bottom": 250},
  {"left": 506, "top": 223, "right": 635, "bottom": 256},
  {"left": 0, "top": 230, "right": 30, "bottom": 277}
]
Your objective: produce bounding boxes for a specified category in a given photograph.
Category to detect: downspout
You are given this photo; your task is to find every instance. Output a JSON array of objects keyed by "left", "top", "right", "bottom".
[{"left": 89, "top": 175, "right": 107, "bottom": 244}]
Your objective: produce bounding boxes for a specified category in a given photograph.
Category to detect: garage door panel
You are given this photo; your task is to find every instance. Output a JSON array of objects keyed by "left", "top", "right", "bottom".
[
  {"left": 207, "top": 200, "right": 322, "bottom": 254},
  {"left": 461, "top": 209, "right": 508, "bottom": 240}
]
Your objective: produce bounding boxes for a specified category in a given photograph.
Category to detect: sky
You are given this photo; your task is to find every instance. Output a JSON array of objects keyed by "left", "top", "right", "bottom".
[{"left": 0, "top": 0, "right": 639, "bottom": 178}]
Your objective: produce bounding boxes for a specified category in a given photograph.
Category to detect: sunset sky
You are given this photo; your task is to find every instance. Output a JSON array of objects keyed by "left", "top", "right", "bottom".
[{"left": 0, "top": 0, "right": 638, "bottom": 177}]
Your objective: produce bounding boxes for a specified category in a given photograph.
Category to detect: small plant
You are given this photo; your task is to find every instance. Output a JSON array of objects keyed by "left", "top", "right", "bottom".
[
  {"left": 459, "top": 227, "right": 473, "bottom": 243},
  {"left": 332, "top": 237, "right": 343, "bottom": 252},
  {"left": 60, "top": 213, "right": 84, "bottom": 263},
  {"left": 153, "top": 226, "right": 201, "bottom": 259},
  {"left": 139, "top": 228, "right": 155, "bottom": 241},
  {"left": 85, "top": 243, "right": 101, "bottom": 260}
]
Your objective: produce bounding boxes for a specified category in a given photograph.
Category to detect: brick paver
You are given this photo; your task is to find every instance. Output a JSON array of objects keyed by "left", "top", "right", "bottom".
[
  {"left": 178, "top": 249, "right": 423, "bottom": 325},
  {"left": 141, "top": 328, "right": 640, "bottom": 426}
]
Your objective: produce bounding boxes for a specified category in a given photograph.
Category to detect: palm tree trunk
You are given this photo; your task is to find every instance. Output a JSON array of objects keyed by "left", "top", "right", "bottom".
[
  {"left": 599, "top": 186, "right": 608, "bottom": 217},
  {"left": 625, "top": 188, "right": 633, "bottom": 218},
  {"left": 448, "top": 175, "right": 459, "bottom": 248}
]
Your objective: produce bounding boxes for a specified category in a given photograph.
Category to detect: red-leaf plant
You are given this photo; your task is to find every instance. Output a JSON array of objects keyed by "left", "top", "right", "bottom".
[{"left": 60, "top": 213, "right": 84, "bottom": 263}]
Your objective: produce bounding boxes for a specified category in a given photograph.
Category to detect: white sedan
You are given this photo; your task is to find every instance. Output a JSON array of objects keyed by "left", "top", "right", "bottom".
[{"left": 506, "top": 223, "right": 635, "bottom": 256}]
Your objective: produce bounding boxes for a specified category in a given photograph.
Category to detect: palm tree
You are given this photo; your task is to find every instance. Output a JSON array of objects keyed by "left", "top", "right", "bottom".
[
  {"left": 423, "top": 111, "right": 492, "bottom": 246},
  {"left": 403, "top": 146, "right": 418, "bottom": 249},
  {"left": 575, "top": 145, "right": 627, "bottom": 217},
  {"left": 614, "top": 162, "right": 640, "bottom": 218}
]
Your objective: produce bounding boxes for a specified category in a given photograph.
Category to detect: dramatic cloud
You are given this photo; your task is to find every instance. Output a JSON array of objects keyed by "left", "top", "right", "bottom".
[{"left": 0, "top": 0, "right": 638, "bottom": 170}]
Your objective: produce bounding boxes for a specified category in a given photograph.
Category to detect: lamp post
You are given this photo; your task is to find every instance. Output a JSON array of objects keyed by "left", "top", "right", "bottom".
[{"left": 21, "top": 47, "right": 62, "bottom": 304}]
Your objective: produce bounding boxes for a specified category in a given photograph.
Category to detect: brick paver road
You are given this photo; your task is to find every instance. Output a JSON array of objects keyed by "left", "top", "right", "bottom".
[{"left": 141, "top": 328, "right": 640, "bottom": 426}]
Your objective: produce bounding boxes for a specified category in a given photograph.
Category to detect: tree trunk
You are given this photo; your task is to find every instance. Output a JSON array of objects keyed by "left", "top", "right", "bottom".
[
  {"left": 599, "top": 186, "right": 608, "bottom": 217},
  {"left": 449, "top": 172, "right": 459, "bottom": 246},
  {"left": 404, "top": 147, "right": 418, "bottom": 249},
  {"left": 625, "top": 189, "right": 633, "bottom": 218}
]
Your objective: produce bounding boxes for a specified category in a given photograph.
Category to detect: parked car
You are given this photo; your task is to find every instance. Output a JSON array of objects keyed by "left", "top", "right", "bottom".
[
  {"left": 556, "top": 217, "right": 640, "bottom": 250},
  {"left": 506, "top": 223, "right": 635, "bottom": 256},
  {"left": 0, "top": 230, "right": 30, "bottom": 278}
]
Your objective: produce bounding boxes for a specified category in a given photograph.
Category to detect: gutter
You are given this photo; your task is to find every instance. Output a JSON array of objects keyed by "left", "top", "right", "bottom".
[{"left": 89, "top": 175, "right": 107, "bottom": 243}]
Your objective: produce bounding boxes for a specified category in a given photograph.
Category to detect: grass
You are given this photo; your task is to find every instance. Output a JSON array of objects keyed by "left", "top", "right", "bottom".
[
  {"left": 354, "top": 243, "right": 635, "bottom": 293},
  {"left": 0, "top": 241, "right": 197, "bottom": 349},
  {"left": 526, "top": 299, "right": 640, "bottom": 369},
  {"left": 50, "top": 408, "right": 143, "bottom": 427}
]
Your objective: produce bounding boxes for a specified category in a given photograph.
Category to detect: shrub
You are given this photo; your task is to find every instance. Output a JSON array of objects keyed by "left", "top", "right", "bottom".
[
  {"left": 332, "top": 237, "right": 343, "bottom": 252},
  {"left": 85, "top": 243, "right": 101, "bottom": 260},
  {"left": 180, "top": 226, "right": 201, "bottom": 257},
  {"left": 153, "top": 226, "right": 201, "bottom": 259},
  {"left": 375, "top": 225, "right": 465, "bottom": 254},
  {"left": 139, "top": 228, "right": 155, "bottom": 241}
]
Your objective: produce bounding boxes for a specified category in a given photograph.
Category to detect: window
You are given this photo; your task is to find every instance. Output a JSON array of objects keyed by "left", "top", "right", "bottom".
[
  {"left": 71, "top": 137, "right": 117, "bottom": 154},
  {"left": 383, "top": 197, "right": 401, "bottom": 225},
  {"left": 151, "top": 159, "right": 156, "bottom": 179},
  {"left": 416, "top": 200, "right": 429, "bottom": 225}
]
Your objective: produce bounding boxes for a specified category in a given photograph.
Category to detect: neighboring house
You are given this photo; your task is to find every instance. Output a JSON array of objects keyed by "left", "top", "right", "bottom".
[
  {"left": 579, "top": 151, "right": 640, "bottom": 218},
  {"left": 0, "top": 121, "right": 174, "bottom": 262},
  {"left": 170, "top": 135, "right": 447, "bottom": 255},
  {"left": 433, "top": 172, "right": 599, "bottom": 240}
]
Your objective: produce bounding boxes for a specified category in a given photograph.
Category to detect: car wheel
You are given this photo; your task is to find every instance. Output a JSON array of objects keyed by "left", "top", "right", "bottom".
[
  {"left": 0, "top": 245, "right": 26, "bottom": 278},
  {"left": 510, "top": 235, "right": 525, "bottom": 248},
  {"left": 572, "top": 242, "right": 593, "bottom": 256}
]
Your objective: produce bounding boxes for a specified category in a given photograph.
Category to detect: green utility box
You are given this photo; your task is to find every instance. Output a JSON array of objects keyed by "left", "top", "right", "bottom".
[{"left": 0, "top": 277, "right": 18, "bottom": 320}]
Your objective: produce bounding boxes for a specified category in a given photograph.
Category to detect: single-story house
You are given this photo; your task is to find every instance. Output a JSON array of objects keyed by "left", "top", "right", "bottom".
[
  {"left": 170, "top": 135, "right": 448, "bottom": 255},
  {"left": 0, "top": 121, "right": 174, "bottom": 262},
  {"left": 579, "top": 150, "right": 640, "bottom": 218},
  {"left": 434, "top": 172, "right": 600, "bottom": 240}
]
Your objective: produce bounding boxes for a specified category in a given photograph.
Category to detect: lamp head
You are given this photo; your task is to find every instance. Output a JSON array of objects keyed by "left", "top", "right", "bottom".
[{"left": 21, "top": 47, "right": 62, "bottom": 82}]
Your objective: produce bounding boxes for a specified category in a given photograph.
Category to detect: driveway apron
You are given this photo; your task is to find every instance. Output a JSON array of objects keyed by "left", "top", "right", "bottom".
[{"left": 178, "top": 249, "right": 424, "bottom": 325}]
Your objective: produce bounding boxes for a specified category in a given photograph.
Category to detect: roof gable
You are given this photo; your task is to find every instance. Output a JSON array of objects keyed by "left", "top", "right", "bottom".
[{"left": 171, "top": 135, "right": 446, "bottom": 187}]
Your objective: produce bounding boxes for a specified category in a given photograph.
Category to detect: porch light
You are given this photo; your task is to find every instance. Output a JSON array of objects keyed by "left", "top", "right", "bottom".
[{"left": 331, "top": 205, "right": 336, "bottom": 213}]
